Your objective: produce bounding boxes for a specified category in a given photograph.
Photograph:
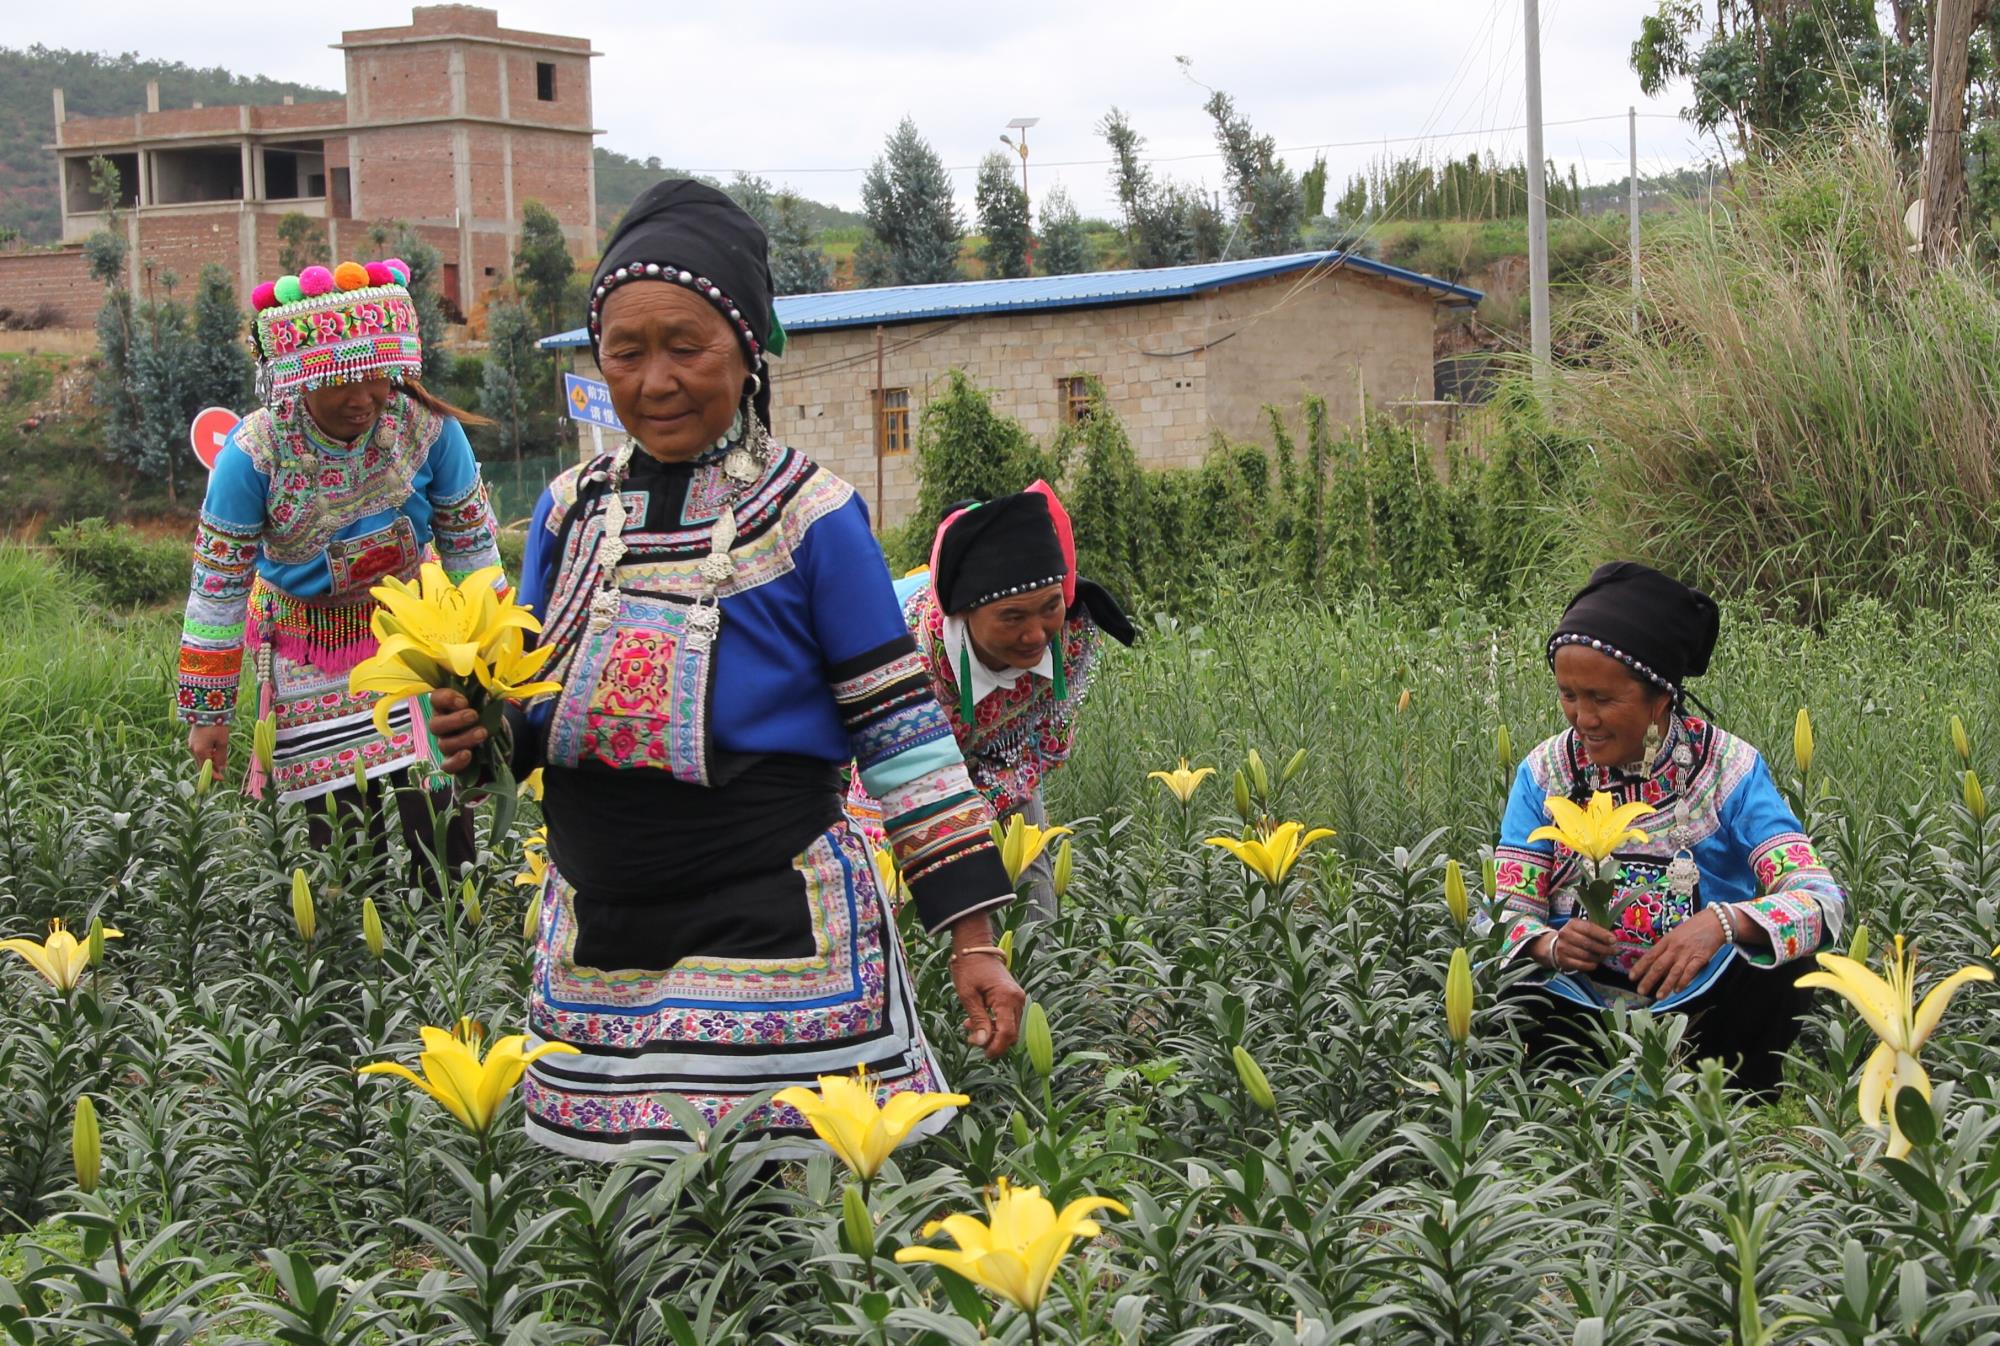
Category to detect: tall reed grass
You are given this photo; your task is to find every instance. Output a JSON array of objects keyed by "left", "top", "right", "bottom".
[{"left": 1560, "top": 131, "right": 2000, "bottom": 614}]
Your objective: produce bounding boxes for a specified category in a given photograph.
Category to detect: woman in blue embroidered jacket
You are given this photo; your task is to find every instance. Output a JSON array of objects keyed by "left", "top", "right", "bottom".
[
  {"left": 426, "top": 180, "right": 1026, "bottom": 1160},
  {"left": 1478, "top": 562, "right": 1846, "bottom": 1094},
  {"left": 178, "top": 257, "right": 501, "bottom": 869}
]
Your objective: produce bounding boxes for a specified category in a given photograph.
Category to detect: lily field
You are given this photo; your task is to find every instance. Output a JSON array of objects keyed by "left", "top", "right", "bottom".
[{"left": 4, "top": 549, "right": 2000, "bottom": 1344}]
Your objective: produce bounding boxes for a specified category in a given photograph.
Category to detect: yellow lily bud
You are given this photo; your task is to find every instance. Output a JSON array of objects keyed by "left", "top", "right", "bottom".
[
  {"left": 253, "top": 711, "right": 277, "bottom": 776},
  {"left": 361, "top": 897, "right": 385, "bottom": 959},
  {"left": 1396, "top": 688, "right": 1412, "bottom": 715},
  {"left": 842, "top": 1182, "right": 876, "bottom": 1261},
  {"left": 72, "top": 1095, "right": 100, "bottom": 1195},
  {"left": 1496, "top": 722, "right": 1514, "bottom": 775},
  {"left": 352, "top": 760, "right": 369, "bottom": 796},
  {"left": 1231, "top": 1044, "right": 1277, "bottom": 1113},
  {"left": 1023, "top": 1001, "right": 1053, "bottom": 1078},
  {"left": 1793, "top": 707, "right": 1815, "bottom": 778},
  {"left": 86, "top": 917, "right": 107, "bottom": 968},
  {"left": 1280, "top": 748, "right": 1308, "bottom": 785},
  {"left": 1051, "top": 840, "right": 1073, "bottom": 899},
  {"left": 461, "top": 876, "right": 483, "bottom": 928},
  {"left": 290, "top": 869, "right": 317, "bottom": 943},
  {"left": 1481, "top": 856, "right": 1498, "bottom": 904},
  {"left": 1445, "top": 947, "right": 1474, "bottom": 1045},
  {"left": 1951, "top": 714, "right": 1972, "bottom": 768},
  {"left": 1245, "top": 749, "right": 1269, "bottom": 799},
  {"left": 523, "top": 894, "right": 540, "bottom": 942},
  {"left": 1847, "top": 924, "right": 1869, "bottom": 964},
  {"left": 997, "top": 928, "right": 1015, "bottom": 969},
  {"left": 1443, "top": 859, "right": 1469, "bottom": 928},
  {"left": 1967, "top": 769, "right": 1988, "bottom": 826},
  {"left": 1232, "top": 769, "right": 1252, "bottom": 823},
  {"left": 195, "top": 759, "right": 214, "bottom": 796}
]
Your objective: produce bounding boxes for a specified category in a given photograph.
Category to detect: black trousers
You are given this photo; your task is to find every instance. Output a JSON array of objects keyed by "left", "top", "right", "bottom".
[
  {"left": 1510, "top": 956, "right": 1815, "bottom": 1097},
  {"left": 305, "top": 768, "right": 477, "bottom": 886}
]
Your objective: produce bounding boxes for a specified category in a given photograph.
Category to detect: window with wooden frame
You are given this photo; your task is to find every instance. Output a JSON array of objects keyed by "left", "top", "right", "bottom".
[
  {"left": 1059, "top": 375, "right": 1093, "bottom": 425},
  {"left": 878, "top": 387, "right": 912, "bottom": 454}
]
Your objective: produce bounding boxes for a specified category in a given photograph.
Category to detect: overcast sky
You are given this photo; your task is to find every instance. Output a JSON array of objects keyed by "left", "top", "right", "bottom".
[{"left": 18, "top": 0, "right": 1718, "bottom": 221}]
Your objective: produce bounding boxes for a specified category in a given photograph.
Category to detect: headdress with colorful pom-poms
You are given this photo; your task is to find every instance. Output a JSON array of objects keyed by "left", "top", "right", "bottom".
[{"left": 248, "top": 257, "right": 421, "bottom": 400}]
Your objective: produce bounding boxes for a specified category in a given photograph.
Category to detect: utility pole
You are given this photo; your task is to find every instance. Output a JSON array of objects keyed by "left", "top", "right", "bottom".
[
  {"left": 1523, "top": 0, "right": 1551, "bottom": 375},
  {"left": 1003, "top": 117, "right": 1039, "bottom": 267},
  {"left": 1628, "top": 105, "right": 1641, "bottom": 332}
]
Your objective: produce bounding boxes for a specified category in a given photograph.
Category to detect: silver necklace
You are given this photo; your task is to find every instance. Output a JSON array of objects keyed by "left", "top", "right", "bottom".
[{"left": 585, "top": 418, "right": 770, "bottom": 648}]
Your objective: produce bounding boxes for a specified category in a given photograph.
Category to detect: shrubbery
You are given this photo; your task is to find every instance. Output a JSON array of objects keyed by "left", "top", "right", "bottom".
[{"left": 48, "top": 516, "right": 187, "bottom": 608}]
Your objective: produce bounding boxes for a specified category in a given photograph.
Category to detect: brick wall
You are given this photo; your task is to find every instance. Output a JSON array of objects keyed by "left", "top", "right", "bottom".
[{"left": 0, "top": 249, "right": 99, "bottom": 328}]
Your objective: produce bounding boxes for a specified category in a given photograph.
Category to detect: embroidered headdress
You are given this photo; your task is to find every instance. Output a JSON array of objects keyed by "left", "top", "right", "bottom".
[
  {"left": 1548, "top": 560, "right": 1720, "bottom": 695},
  {"left": 247, "top": 259, "right": 423, "bottom": 400}
]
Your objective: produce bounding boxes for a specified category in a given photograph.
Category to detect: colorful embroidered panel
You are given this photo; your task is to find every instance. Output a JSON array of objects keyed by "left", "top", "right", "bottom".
[
  {"left": 545, "top": 593, "right": 714, "bottom": 783},
  {"left": 238, "top": 395, "right": 442, "bottom": 565}
]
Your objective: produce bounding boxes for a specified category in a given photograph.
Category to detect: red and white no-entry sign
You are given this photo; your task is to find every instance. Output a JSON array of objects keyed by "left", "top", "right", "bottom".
[{"left": 189, "top": 406, "right": 241, "bottom": 471}]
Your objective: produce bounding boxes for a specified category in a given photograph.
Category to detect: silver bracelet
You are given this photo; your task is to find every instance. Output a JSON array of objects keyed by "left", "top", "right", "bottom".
[
  {"left": 1546, "top": 926, "right": 1563, "bottom": 968},
  {"left": 1712, "top": 903, "right": 1737, "bottom": 945}
]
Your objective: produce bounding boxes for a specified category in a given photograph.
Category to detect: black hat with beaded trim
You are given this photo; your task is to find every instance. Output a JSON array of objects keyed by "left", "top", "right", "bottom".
[{"left": 588, "top": 179, "right": 785, "bottom": 424}]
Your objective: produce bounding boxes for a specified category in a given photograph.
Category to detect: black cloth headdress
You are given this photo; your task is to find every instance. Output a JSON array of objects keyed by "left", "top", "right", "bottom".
[
  {"left": 933, "top": 492, "right": 1068, "bottom": 615},
  {"left": 588, "top": 178, "right": 783, "bottom": 423},
  {"left": 1548, "top": 560, "right": 1719, "bottom": 694}
]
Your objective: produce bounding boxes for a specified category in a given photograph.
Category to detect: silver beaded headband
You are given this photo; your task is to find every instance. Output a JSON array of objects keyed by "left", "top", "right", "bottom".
[
  {"left": 1547, "top": 632, "right": 1678, "bottom": 694},
  {"left": 968, "top": 573, "right": 1068, "bottom": 610},
  {"left": 588, "top": 262, "right": 764, "bottom": 364}
]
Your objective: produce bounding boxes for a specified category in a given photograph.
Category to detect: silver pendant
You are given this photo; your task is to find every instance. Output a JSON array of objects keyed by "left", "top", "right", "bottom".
[
  {"left": 684, "top": 602, "right": 721, "bottom": 650},
  {"left": 698, "top": 552, "right": 734, "bottom": 584},
  {"left": 724, "top": 446, "right": 759, "bottom": 483},
  {"left": 588, "top": 586, "right": 620, "bottom": 628},
  {"left": 1667, "top": 850, "right": 1699, "bottom": 898},
  {"left": 1673, "top": 743, "right": 1693, "bottom": 768}
]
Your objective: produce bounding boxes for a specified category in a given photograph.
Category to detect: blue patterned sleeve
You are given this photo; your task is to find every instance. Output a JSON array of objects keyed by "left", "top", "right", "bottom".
[
  {"left": 800, "top": 494, "right": 1014, "bottom": 933},
  {"left": 1479, "top": 760, "right": 1562, "bottom": 963},
  {"left": 1720, "top": 753, "right": 1846, "bottom": 964},
  {"left": 176, "top": 437, "right": 267, "bottom": 725},
  {"left": 424, "top": 418, "right": 504, "bottom": 581}
]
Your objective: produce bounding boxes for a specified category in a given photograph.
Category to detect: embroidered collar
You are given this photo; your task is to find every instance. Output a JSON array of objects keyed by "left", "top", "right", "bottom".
[{"left": 942, "top": 614, "right": 1052, "bottom": 707}]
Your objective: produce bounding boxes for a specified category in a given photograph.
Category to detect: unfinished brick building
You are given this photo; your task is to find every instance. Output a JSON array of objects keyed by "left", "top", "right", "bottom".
[{"left": 5, "top": 5, "right": 596, "bottom": 326}]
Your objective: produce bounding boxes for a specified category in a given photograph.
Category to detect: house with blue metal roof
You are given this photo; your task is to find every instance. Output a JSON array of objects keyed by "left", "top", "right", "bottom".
[{"left": 542, "top": 248, "right": 1481, "bottom": 527}]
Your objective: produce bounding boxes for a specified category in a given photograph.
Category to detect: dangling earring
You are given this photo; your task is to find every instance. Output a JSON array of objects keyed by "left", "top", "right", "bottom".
[
  {"left": 1641, "top": 719, "right": 1662, "bottom": 764},
  {"left": 724, "top": 372, "right": 772, "bottom": 483}
]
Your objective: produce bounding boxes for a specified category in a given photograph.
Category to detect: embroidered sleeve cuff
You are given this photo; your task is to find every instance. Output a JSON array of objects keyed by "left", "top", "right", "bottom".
[
  {"left": 1734, "top": 894, "right": 1826, "bottom": 966},
  {"left": 1498, "top": 914, "right": 1553, "bottom": 965}
]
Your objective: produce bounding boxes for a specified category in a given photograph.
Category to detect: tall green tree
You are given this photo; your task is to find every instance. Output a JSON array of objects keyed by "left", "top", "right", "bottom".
[
  {"left": 481, "top": 299, "right": 535, "bottom": 461},
  {"left": 1203, "top": 88, "right": 1303, "bottom": 257},
  {"left": 275, "top": 212, "right": 327, "bottom": 274},
  {"left": 1098, "top": 108, "right": 1220, "bottom": 267},
  {"left": 974, "top": 152, "right": 1033, "bottom": 279},
  {"left": 860, "top": 118, "right": 964, "bottom": 285},
  {"left": 1037, "top": 186, "right": 1092, "bottom": 275},
  {"left": 726, "top": 172, "right": 778, "bottom": 234},
  {"left": 513, "top": 200, "right": 574, "bottom": 341},
  {"left": 770, "top": 192, "right": 833, "bottom": 295},
  {"left": 190, "top": 264, "right": 253, "bottom": 413}
]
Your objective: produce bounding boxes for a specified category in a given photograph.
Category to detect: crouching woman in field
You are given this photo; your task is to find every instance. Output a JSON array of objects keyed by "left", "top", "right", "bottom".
[{"left": 1477, "top": 561, "right": 1847, "bottom": 1095}]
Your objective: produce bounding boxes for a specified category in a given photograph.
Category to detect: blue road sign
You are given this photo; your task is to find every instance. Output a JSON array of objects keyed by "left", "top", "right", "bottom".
[{"left": 562, "top": 373, "right": 624, "bottom": 431}]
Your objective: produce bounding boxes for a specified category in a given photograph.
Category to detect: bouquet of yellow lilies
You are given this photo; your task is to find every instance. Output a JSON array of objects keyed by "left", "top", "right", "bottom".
[
  {"left": 1528, "top": 791, "right": 1653, "bottom": 928},
  {"left": 347, "top": 563, "right": 560, "bottom": 819}
]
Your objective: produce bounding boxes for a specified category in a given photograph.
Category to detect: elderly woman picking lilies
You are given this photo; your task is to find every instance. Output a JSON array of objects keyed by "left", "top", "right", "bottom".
[{"left": 1478, "top": 563, "right": 1847, "bottom": 1096}]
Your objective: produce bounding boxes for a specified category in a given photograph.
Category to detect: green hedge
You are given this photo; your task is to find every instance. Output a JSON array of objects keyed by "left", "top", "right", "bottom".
[{"left": 48, "top": 517, "right": 188, "bottom": 609}]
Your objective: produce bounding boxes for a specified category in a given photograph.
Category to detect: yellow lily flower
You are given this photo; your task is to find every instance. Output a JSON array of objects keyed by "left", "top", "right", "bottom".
[
  {"left": 514, "top": 827, "right": 549, "bottom": 888},
  {"left": 1794, "top": 707, "right": 1815, "bottom": 777},
  {"left": 1, "top": 917, "right": 122, "bottom": 992},
  {"left": 1204, "top": 820, "right": 1336, "bottom": 886},
  {"left": 894, "top": 1178, "right": 1128, "bottom": 1313},
  {"left": 872, "top": 847, "right": 910, "bottom": 904},
  {"left": 1798, "top": 935, "right": 1994, "bottom": 1158},
  {"left": 349, "top": 636, "right": 443, "bottom": 736},
  {"left": 1148, "top": 758, "right": 1216, "bottom": 805},
  {"left": 993, "top": 815, "right": 1072, "bottom": 886},
  {"left": 369, "top": 563, "right": 535, "bottom": 676},
  {"left": 471, "top": 626, "right": 563, "bottom": 706},
  {"left": 772, "top": 1068, "right": 967, "bottom": 1180},
  {"left": 358, "top": 1022, "right": 579, "bottom": 1135},
  {"left": 1527, "top": 792, "right": 1653, "bottom": 863},
  {"left": 520, "top": 768, "right": 545, "bottom": 802}
]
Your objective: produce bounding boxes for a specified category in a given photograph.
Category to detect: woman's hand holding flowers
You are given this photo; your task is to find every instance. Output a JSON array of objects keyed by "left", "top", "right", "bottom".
[{"left": 1537, "top": 916, "right": 1616, "bottom": 973}]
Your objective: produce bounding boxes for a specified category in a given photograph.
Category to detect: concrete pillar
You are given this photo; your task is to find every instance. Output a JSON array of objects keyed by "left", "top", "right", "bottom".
[
  {"left": 498, "top": 53, "right": 511, "bottom": 120},
  {"left": 51, "top": 87, "right": 66, "bottom": 140},
  {"left": 240, "top": 142, "right": 254, "bottom": 202},
  {"left": 145, "top": 81, "right": 159, "bottom": 113},
  {"left": 454, "top": 125, "right": 474, "bottom": 311},
  {"left": 138, "top": 151, "right": 152, "bottom": 208},
  {"left": 250, "top": 143, "right": 267, "bottom": 203},
  {"left": 240, "top": 210, "right": 258, "bottom": 307},
  {"left": 449, "top": 48, "right": 467, "bottom": 117}
]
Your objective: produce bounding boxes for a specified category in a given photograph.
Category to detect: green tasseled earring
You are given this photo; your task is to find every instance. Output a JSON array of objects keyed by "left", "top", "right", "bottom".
[
  {"left": 1051, "top": 641, "right": 1067, "bottom": 701},
  {"left": 959, "top": 641, "right": 975, "bottom": 723}
]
